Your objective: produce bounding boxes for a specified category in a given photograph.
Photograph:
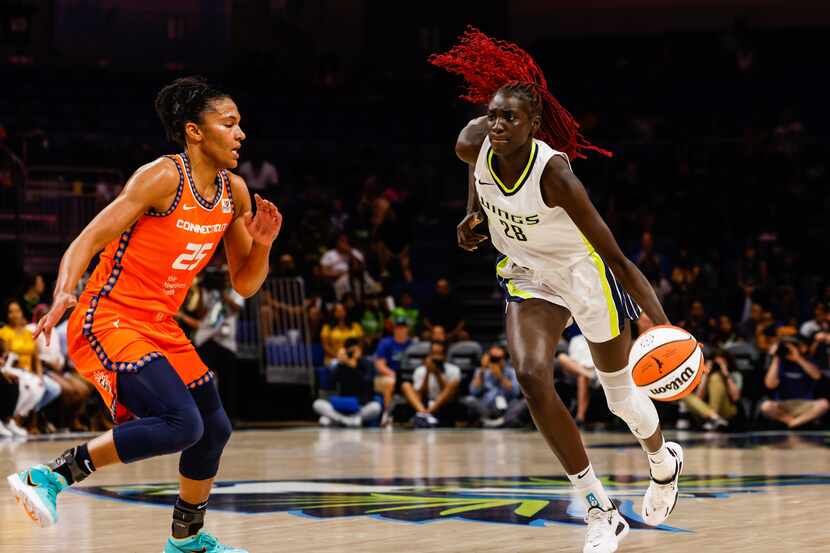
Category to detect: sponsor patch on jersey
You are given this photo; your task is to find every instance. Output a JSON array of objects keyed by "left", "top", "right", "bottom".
[{"left": 222, "top": 198, "right": 233, "bottom": 213}]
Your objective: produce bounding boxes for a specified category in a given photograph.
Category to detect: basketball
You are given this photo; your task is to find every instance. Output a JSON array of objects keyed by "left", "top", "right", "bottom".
[{"left": 630, "top": 325, "right": 704, "bottom": 402}]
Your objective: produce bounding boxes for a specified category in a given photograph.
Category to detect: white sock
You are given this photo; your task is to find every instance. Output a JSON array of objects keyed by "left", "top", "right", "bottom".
[
  {"left": 567, "top": 464, "right": 614, "bottom": 510},
  {"left": 647, "top": 441, "right": 675, "bottom": 481}
]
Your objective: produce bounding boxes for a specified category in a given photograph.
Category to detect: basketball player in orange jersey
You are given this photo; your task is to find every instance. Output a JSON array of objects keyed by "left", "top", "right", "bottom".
[
  {"left": 7, "top": 76, "right": 281, "bottom": 553},
  {"left": 432, "top": 29, "right": 683, "bottom": 553}
]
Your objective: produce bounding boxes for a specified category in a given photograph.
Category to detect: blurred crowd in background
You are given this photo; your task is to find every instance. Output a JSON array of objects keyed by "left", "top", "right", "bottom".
[{"left": 2, "top": 15, "right": 829, "bottom": 435}]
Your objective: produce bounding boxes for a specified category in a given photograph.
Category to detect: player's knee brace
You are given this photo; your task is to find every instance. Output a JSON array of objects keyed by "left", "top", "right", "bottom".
[
  {"left": 179, "top": 407, "right": 232, "bottom": 480},
  {"left": 596, "top": 366, "right": 659, "bottom": 440}
]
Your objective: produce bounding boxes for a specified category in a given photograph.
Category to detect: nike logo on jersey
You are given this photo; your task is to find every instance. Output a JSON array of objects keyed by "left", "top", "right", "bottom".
[
  {"left": 113, "top": 320, "right": 120, "bottom": 328},
  {"left": 478, "top": 179, "right": 496, "bottom": 186},
  {"left": 182, "top": 205, "right": 197, "bottom": 211}
]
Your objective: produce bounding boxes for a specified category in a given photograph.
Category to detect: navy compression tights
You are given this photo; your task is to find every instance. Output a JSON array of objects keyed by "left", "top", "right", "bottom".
[{"left": 112, "top": 357, "right": 232, "bottom": 480}]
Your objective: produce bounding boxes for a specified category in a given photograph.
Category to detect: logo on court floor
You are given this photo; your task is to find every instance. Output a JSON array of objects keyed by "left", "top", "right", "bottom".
[{"left": 76, "top": 473, "right": 830, "bottom": 533}]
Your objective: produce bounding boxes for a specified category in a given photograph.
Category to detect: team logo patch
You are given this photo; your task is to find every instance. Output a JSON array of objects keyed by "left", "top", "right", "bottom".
[
  {"left": 221, "top": 198, "right": 233, "bottom": 213},
  {"left": 74, "top": 472, "right": 830, "bottom": 533},
  {"left": 93, "top": 370, "right": 112, "bottom": 395}
]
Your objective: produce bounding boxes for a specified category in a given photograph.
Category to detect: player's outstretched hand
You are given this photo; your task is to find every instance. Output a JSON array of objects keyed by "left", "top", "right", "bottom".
[
  {"left": 243, "top": 194, "right": 283, "bottom": 246},
  {"left": 33, "top": 291, "right": 77, "bottom": 347},
  {"left": 457, "top": 211, "right": 488, "bottom": 251}
]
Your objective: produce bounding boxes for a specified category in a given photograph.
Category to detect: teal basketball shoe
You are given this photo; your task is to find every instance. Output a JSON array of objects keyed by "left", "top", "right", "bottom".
[
  {"left": 7, "top": 464, "right": 68, "bottom": 527},
  {"left": 164, "top": 531, "right": 249, "bottom": 553}
]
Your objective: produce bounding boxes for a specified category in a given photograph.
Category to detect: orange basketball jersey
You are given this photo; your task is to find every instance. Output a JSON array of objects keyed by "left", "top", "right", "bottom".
[
  {"left": 80, "top": 153, "right": 235, "bottom": 319},
  {"left": 67, "top": 153, "right": 236, "bottom": 422}
]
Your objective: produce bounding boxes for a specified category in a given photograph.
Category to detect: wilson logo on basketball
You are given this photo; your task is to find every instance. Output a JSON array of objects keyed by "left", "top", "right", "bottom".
[
  {"left": 630, "top": 325, "right": 704, "bottom": 401},
  {"left": 649, "top": 366, "right": 696, "bottom": 396}
]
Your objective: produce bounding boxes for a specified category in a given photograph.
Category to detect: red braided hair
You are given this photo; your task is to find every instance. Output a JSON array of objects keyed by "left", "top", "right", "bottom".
[{"left": 429, "top": 26, "right": 611, "bottom": 160}]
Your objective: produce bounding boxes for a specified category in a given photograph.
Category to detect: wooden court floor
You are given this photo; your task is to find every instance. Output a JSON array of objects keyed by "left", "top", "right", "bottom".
[{"left": 3, "top": 428, "right": 829, "bottom": 552}]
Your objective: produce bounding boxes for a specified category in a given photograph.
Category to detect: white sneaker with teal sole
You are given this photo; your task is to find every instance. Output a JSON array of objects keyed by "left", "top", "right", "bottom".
[
  {"left": 7, "top": 464, "right": 68, "bottom": 527},
  {"left": 163, "top": 531, "right": 248, "bottom": 553}
]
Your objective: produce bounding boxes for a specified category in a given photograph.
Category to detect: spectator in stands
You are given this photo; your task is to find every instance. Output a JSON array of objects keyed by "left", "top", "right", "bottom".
[
  {"left": 683, "top": 350, "right": 741, "bottom": 431},
  {"left": 237, "top": 147, "right": 279, "bottom": 196},
  {"left": 19, "top": 273, "right": 46, "bottom": 323},
  {"left": 712, "top": 314, "right": 739, "bottom": 347},
  {"left": 634, "top": 231, "right": 671, "bottom": 301},
  {"left": 373, "top": 316, "right": 412, "bottom": 425},
  {"left": 738, "top": 302, "right": 763, "bottom": 344},
  {"left": 313, "top": 338, "right": 381, "bottom": 427},
  {"left": 329, "top": 198, "right": 350, "bottom": 237},
  {"left": 51, "top": 314, "right": 96, "bottom": 431},
  {"left": 0, "top": 299, "right": 60, "bottom": 435},
  {"left": 389, "top": 289, "right": 419, "bottom": 335},
  {"left": 320, "top": 233, "right": 364, "bottom": 281},
  {"left": 0, "top": 341, "right": 21, "bottom": 438},
  {"left": 371, "top": 195, "right": 413, "bottom": 283},
  {"left": 358, "top": 294, "right": 388, "bottom": 349},
  {"left": 176, "top": 277, "right": 205, "bottom": 340},
  {"left": 761, "top": 337, "right": 829, "bottom": 428},
  {"left": 665, "top": 247, "right": 701, "bottom": 322},
  {"left": 27, "top": 304, "right": 89, "bottom": 432},
  {"left": 559, "top": 334, "right": 602, "bottom": 427},
  {"left": 192, "top": 266, "right": 245, "bottom": 424},
  {"left": 275, "top": 253, "right": 301, "bottom": 280},
  {"left": 425, "top": 324, "right": 447, "bottom": 343},
  {"left": 462, "top": 344, "right": 521, "bottom": 427},
  {"left": 755, "top": 308, "right": 780, "bottom": 352},
  {"left": 402, "top": 340, "right": 461, "bottom": 428},
  {"left": 679, "top": 300, "right": 713, "bottom": 344},
  {"left": 423, "top": 278, "right": 469, "bottom": 342},
  {"left": 334, "top": 255, "right": 382, "bottom": 303},
  {"left": 737, "top": 244, "right": 767, "bottom": 294},
  {"left": 800, "top": 300, "right": 828, "bottom": 339},
  {"left": 320, "top": 302, "right": 364, "bottom": 365},
  {"left": 809, "top": 328, "right": 830, "bottom": 373}
]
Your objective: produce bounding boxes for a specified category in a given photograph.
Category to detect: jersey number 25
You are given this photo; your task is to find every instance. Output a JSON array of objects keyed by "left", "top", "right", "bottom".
[{"left": 172, "top": 242, "right": 214, "bottom": 271}]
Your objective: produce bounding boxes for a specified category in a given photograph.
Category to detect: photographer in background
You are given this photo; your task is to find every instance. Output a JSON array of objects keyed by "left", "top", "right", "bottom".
[
  {"left": 461, "top": 344, "right": 522, "bottom": 428},
  {"left": 312, "top": 338, "right": 381, "bottom": 427},
  {"left": 191, "top": 265, "right": 245, "bottom": 425},
  {"left": 760, "top": 336, "right": 829, "bottom": 429},
  {"left": 683, "top": 349, "right": 741, "bottom": 431},
  {"left": 401, "top": 340, "right": 461, "bottom": 428}
]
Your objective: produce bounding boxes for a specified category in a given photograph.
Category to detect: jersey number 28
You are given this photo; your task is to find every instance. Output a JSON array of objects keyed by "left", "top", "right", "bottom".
[
  {"left": 498, "top": 220, "right": 527, "bottom": 242},
  {"left": 172, "top": 242, "right": 214, "bottom": 271}
]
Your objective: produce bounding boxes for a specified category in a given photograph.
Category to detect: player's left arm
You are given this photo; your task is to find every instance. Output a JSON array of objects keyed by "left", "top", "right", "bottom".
[
  {"left": 541, "top": 156, "right": 669, "bottom": 325},
  {"left": 223, "top": 173, "right": 283, "bottom": 298}
]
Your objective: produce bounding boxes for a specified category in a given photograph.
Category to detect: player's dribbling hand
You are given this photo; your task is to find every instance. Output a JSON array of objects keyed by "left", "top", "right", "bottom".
[
  {"left": 33, "top": 291, "right": 77, "bottom": 346},
  {"left": 457, "top": 211, "right": 488, "bottom": 251},
  {"left": 243, "top": 194, "right": 283, "bottom": 246}
]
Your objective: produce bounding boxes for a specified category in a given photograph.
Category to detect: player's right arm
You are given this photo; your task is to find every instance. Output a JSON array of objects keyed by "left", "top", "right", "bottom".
[
  {"left": 35, "top": 158, "right": 180, "bottom": 344},
  {"left": 455, "top": 116, "right": 489, "bottom": 251}
]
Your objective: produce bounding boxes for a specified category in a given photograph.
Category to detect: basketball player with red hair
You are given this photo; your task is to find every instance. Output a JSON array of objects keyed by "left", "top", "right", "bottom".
[{"left": 432, "top": 28, "right": 683, "bottom": 552}]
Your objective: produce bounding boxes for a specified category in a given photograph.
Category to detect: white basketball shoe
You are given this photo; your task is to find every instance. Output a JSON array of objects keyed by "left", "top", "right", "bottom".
[
  {"left": 642, "top": 441, "right": 683, "bottom": 526},
  {"left": 583, "top": 504, "right": 630, "bottom": 553}
]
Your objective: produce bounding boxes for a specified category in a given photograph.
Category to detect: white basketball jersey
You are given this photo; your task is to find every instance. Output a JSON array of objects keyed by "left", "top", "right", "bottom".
[{"left": 474, "top": 136, "right": 592, "bottom": 270}]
